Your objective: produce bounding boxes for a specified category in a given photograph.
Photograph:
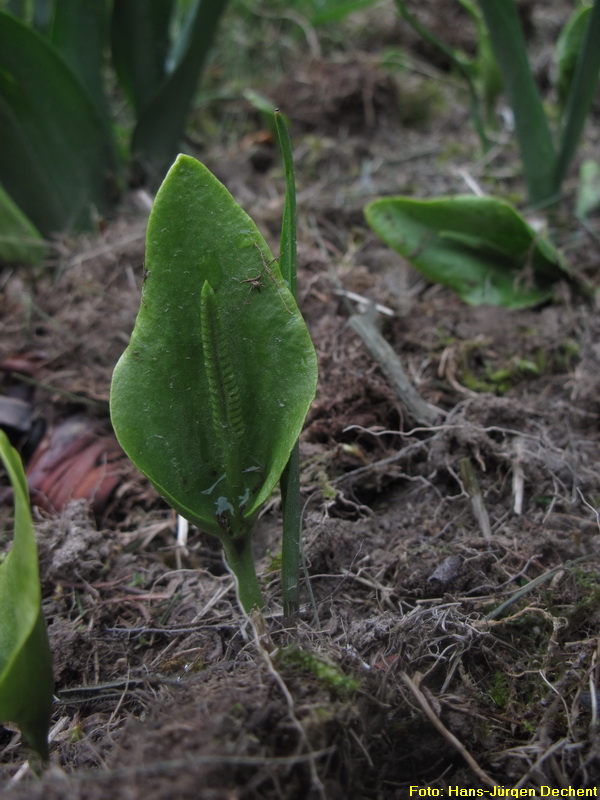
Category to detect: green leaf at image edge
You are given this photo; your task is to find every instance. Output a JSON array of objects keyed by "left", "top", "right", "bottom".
[
  {"left": 110, "top": 154, "right": 317, "bottom": 543},
  {"left": 365, "top": 195, "right": 570, "bottom": 308},
  {"left": 0, "top": 431, "right": 53, "bottom": 760}
]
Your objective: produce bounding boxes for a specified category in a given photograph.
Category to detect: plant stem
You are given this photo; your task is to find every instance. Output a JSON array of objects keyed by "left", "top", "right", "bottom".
[
  {"left": 280, "top": 442, "right": 301, "bottom": 616},
  {"left": 274, "top": 110, "right": 297, "bottom": 294},
  {"left": 221, "top": 535, "right": 265, "bottom": 613},
  {"left": 395, "top": 0, "right": 489, "bottom": 152},
  {"left": 275, "top": 110, "right": 302, "bottom": 617}
]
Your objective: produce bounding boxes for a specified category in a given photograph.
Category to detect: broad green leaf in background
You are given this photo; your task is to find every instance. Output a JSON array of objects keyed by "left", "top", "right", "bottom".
[
  {"left": 0, "top": 10, "right": 118, "bottom": 235},
  {"left": 49, "top": 0, "right": 112, "bottom": 133},
  {"left": 110, "top": 0, "right": 175, "bottom": 113},
  {"left": 0, "top": 430, "right": 53, "bottom": 760},
  {"left": 111, "top": 155, "right": 317, "bottom": 609},
  {"left": 0, "top": 182, "right": 47, "bottom": 265},
  {"left": 124, "top": 0, "right": 229, "bottom": 185},
  {"left": 5, "top": 0, "right": 52, "bottom": 31},
  {"left": 365, "top": 195, "right": 570, "bottom": 308}
]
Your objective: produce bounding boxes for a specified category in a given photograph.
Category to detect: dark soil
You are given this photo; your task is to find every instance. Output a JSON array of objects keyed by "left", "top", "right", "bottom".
[{"left": 1, "top": 3, "right": 600, "bottom": 798}]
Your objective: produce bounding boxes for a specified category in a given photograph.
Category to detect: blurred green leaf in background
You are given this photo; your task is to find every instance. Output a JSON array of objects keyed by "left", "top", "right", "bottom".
[{"left": 0, "top": 0, "right": 228, "bottom": 250}]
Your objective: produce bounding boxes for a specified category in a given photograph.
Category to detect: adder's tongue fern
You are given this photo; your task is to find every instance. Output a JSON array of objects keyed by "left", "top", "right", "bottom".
[{"left": 110, "top": 123, "right": 317, "bottom": 614}]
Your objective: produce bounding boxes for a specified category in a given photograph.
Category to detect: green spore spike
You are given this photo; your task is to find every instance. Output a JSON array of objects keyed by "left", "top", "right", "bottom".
[
  {"left": 200, "top": 279, "right": 246, "bottom": 532},
  {"left": 200, "top": 280, "right": 245, "bottom": 446}
]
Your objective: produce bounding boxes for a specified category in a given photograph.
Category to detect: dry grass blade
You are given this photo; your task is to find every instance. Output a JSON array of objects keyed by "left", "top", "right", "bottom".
[{"left": 400, "top": 671, "right": 499, "bottom": 789}]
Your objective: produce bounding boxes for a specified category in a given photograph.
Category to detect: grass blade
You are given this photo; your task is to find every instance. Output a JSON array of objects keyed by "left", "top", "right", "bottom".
[
  {"left": 110, "top": 0, "right": 174, "bottom": 112},
  {"left": 554, "top": 0, "right": 600, "bottom": 192},
  {"left": 478, "top": 0, "right": 556, "bottom": 205},
  {"left": 395, "top": 0, "right": 489, "bottom": 151},
  {"left": 130, "top": 0, "right": 228, "bottom": 185}
]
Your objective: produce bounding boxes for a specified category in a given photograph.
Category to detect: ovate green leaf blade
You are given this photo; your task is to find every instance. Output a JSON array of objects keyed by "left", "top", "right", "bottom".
[
  {"left": 365, "top": 195, "right": 569, "bottom": 308},
  {"left": 110, "top": 155, "right": 317, "bottom": 540},
  {"left": 0, "top": 431, "right": 53, "bottom": 760}
]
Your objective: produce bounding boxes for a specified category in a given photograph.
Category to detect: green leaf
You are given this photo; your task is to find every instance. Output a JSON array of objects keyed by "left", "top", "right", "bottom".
[
  {"left": 110, "top": 154, "right": 317, "bottom": 542},
  {"left": 555, "top": 4, "right": 592, "bottom": 112},
  {"left": 50, "top": 0, "right": 113, "bottom": 131},
  {"left": 0, "top": 430, "right": 53, "bottom": 760},
  {"left": 576, "top": 159, "right": 600, "bottom": 219},
  {"left": 554, "top": 0, "right": 600, "bottom": 192},
  {"left": 129, "top": 0, "right": 228, "bottom": 185},
  {"left": 110, "top": 0, "right": 174, "bottom": 113},
  {"left": 365, "top": 195, "right": 569, "bottom": 308},
  {"left": 0, "top": 10, "right": 118, "bottom": 235},
  {"left": 478, "top": 0, "right": 556, "bottom": 205},
  {"left": 0, "top": 182, "right": 47, "bottom": 265}
]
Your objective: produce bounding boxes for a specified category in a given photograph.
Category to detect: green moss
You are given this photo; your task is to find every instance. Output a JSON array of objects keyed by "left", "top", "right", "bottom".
[
  {"left": 279, "top": 646, "right": 359, "bottom": 695},
  {"left": 265, "top": 549, "right": 282, "bottom": 573},
  {"left": 573, "top": 569, "right": 600, "bottom": 590},
  {"left": 450, "top": 336, "right": 581, "bottom": 396},
  {"left": 129, "top": 572, "right": 146, "bottom": 589},
  {"left": 68, "top": 725, "right": 85, "bottom": 743}
]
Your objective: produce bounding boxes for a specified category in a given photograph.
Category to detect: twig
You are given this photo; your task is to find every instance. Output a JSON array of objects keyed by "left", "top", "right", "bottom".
[
  {"left": 577, "top": 487, "right": 600, "bottom": 531},
  {"left": 349, "top": 311, "right": 443, "bottom": 426},
  {"left": 485, "top": 559, "right": 586, "bottom": 621},
  {"left": 459, "top": 457, "right": 492, "bottom": 540},
  {"left": 512, "top": 438, "right": 526, "bottom": 515},
  {"left": 400, "top": 671, "right": 499, "bottom": 789},
  {"left": 509, "top": 738, "right": 569, "bottom": 793},
  {"left": 333, "top": 289, "right": 394, "bottom": 316}
]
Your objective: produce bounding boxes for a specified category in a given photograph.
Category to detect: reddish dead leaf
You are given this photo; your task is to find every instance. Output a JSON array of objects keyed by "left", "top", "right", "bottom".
[{"left": 26, "top": 417, "right": 125, "bottom": 515}]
